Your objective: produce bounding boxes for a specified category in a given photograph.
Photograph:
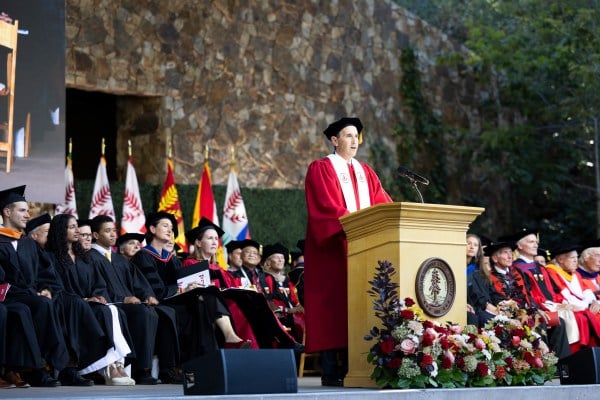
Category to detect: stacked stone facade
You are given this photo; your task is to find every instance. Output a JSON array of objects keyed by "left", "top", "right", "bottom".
[{"left": 66, "top": 0, "right": 490, "bottom": 188}]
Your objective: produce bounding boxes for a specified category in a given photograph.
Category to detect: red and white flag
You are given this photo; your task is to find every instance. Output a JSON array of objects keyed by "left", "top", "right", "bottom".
[
  {"left": 121, "top": 155, "right": 146, "bottom": 234},
  {"left": 55, "top": 142, "right": 78, "bottom": 218},
  {"left": 89, "top": 152, "right": 115, "bottom": 220},
  {"left": 222, "top": 166, "right": 250, "bottom": 242}
]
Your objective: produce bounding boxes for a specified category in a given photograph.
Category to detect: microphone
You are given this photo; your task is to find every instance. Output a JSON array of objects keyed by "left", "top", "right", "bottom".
[{"left": 397, "top": 166, "right": 429, "bottom": 185}]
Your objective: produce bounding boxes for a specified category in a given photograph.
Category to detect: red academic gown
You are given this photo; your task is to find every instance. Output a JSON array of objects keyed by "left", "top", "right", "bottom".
[{"left": 304, "top": 157, "right": 392, "bottom": 353}]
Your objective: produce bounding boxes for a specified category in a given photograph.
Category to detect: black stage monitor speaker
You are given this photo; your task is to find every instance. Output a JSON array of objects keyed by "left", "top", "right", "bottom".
[
  {"left": 559, "top": 347, "right": 600, "bottom": 384},
  {"left": 182, "top": 349, "right": 298, "bottom": 395}
]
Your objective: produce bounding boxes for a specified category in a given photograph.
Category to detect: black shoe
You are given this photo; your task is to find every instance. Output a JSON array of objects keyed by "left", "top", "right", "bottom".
[
  {"left": 158, "top": 368, "right": 183, "bottom": 384},
  {"left": 59, "top": 367, "right": 94, "bottom": 386},
  {"left": 133, "top": 370, "right": 158, "bottom": 385},
  {"left": 321, "top": 375, "right": 344, "bottom": 387},
  {"left": 27, "top": 369, "right": 61, "bottom": 388}
]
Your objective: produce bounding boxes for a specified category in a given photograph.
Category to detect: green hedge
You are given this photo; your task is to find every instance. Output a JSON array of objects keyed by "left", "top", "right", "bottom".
[{"left": 74, "top": 179, "right": 307, "bottom": 250}]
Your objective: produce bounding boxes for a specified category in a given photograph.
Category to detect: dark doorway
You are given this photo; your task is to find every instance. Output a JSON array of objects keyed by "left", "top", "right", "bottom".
[{"left": 66, "top": 88, "right": 118, "bottom": 180}]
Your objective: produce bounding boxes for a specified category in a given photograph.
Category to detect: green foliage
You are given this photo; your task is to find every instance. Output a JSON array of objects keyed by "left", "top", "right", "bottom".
[
  {"left": 393, "top": 0, "right": 600, "bottom": 243},
  {"left": 74, "top": 179, "right": 306, "bottom": 249},
  {"left": 391, "top": 47, "right": 447, "bottom": 203}
]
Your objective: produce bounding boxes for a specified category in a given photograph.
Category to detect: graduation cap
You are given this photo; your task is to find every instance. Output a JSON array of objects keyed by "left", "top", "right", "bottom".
[
  {"left": 77, "top": 219, "right": 92, "bottom": 228},
  {"left": 323, "top": 117, "right": 363, "bottom": 144},
  {"left": 497, "top": 227, "right": 538, "bottom": 243},
  {"left": 239, "top": 239, "right": 260, "bottom": 252},
  {"left": 0, "top": 185, "right": 26, "bottom": 210},
  {"left": 25, "top": 212, "right": 51, "bottom": 234},
  {"left": 116, "top": 232, "right": 146, "bottom": 247},
  {"left": 549, "top": 244, "right": 581, "bottom": 260},
  {"left": 262, "top": 243, "right": 289, "bottom": 263},
  {"left": 579, "top": 238, "right": 600, "bottom": 253},
  {"left": 483, "top": 241, "right": 517, "bottom": 257},
  {"left": 296, "top": 239, "right": 305, "bottom": 253},
  {"left": 185, "top": 217, "right": 225, "bottom": 244},
  {"left": 225, "top": 240, "right": 244, "bottom": 253},
  {"left": 537, "top": 247, "right": 551, "bottom": 262},
  {"left": 145, "top": 211, "right": 179, "bottom": 237}
]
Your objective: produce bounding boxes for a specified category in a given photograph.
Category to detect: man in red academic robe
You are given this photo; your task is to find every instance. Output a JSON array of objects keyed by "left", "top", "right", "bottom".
[{"left": 304, "top": 117, "right": 392, "bottom": 386}]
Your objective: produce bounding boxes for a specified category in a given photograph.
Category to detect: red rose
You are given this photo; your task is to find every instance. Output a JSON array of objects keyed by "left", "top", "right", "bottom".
[
  {"left": 442, "top": 356, "right": 453, "bottom": 369},
  {"left": 422, "top": 334, "right": 434, "bottom": 347},
  {"left": 380, "top": 339, "right": 395, "bottom": 355},
  {"left": 423, "top": 320, "right": 434, "bottom": 329},
  {"left": 456, "top": 356, "right": 465, "bottom": 369},
  {"left": 476, "top": 362, "right": 489, "bottom": 376},
  {"left": 505, "top": 357, "right": 513, "bottom": 368},
  {"left": 420, "top": 353, "right": 434, "bottom": 368},
  {"left": 513, "top": 328, "right": 526, "bottom": 338},
  {"left": 439, "top": 336, "right": 451, "bottom": 350},
  {"left": 494, "top": 326, "right": 504, "bottom": 337},
  {"left": 495, "top": 365, "right": 507, "bottom": 380},
  {"left": 400, "top": 309, "right": 415, "bottom": 320},
  {"left": 386, "top": 358, "right": 402, "bottom": 368},
  {"left": 404, "top": 297, "right": 415, "bottom": 307}
]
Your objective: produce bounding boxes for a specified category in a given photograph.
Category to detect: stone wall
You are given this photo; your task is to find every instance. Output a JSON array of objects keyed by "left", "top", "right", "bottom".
[{"left": 66, "top": 0, "right": 491, "bottom": 188}]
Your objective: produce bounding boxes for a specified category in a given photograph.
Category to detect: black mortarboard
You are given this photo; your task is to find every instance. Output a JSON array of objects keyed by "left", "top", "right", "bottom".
[
  {"left": 579, "top": 239, "right": 600, "bottom": 254},
  {"left": 296, "top": 239, "right": 305, "bottom": 253},
  {"left": 290, "top": 250, "right": 303, "bottom": 262},
  {"left": 239, "top": 239, "right": 260, "bottom": 251},
  {"left": 77, "top": 219, "right": 92, "bottom": 228},
  {"left": 25, "top": 212, "right": 51, "bottom": 234},
  {"left": 145, "top": 211, "right": 179, "bottom": 237},
  {"left": 185, "top": 217, "right": 225, "bottom": 244},
  {"left": 116, "top": 232, "right": 146, "bottom": 247},
  {"left": 0, "top": 185, "right": 26, "bottom": 210},
  {"left": 323, "top": 117, "right": 363, "bottom": 141},
  {"left": 484, "top": 241, "right": 517, "bottom": 257},
  {"left": 262, "top": 243, "right": 289, "bottom": 263},
  {"left": 537, "top": 247, "right": 551, "bottom": 262},
  {"left": 549, "top": 244, "right": 581, "bottom": 260},
  {"left": 497, "top": 228, "right": 538, "bottom": 243},
  {"left": 225, "top": 240, "right": 244, "bottom": 253}
]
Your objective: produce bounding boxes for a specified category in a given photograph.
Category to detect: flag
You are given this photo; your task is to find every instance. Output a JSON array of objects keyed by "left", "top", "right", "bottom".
[
  {"left": 121, "top": 155, "right": 146, "bottom": 234},
  {"left": 222, "top": 166, "right": 250, "bottom": 241},
  {"left": 158, "top": 158, "right": 186, "bottom": 252},
  {"left": 89, "top": 154, "right": 115, "bottom": 219},
  {"left": 55, "top": 149, "right": 78, "bottom": 218},
  {"left": 193, "top": 160, "right": 226, "bottom": 268}
]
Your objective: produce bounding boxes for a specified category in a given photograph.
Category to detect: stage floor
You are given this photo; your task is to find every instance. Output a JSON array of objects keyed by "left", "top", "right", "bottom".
[{"left": 2, "top": 377, "right": 599, "bottom": 400}]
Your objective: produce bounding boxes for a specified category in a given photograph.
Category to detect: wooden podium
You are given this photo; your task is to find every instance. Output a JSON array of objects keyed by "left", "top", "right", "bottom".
[{"left": 340, "top": 202, "right": 484, "bottom": 388}]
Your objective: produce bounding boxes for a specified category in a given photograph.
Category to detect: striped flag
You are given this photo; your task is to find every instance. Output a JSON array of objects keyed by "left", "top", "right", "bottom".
[
  {"left": 158, "top": 158, "right": 186, "bottom": 252},
  {"left": 222, "top": 166, "right": 250, "bottom": 241},
  {"left": 89, "top": 151, "right": 115, "bottom": 219},
  {"left": 193, "top": 160, "right": 226, "bottom": 268},
  {"left": 55, "top": 140, "right": 78, "bottom": 218},
  {"left": 121, "top": 154, "right": 146, "bottom": 234}
]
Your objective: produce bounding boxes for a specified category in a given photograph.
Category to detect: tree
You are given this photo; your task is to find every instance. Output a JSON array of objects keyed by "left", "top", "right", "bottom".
[{"left": 393, "top": 0, "right": 600, "bottom": 244}]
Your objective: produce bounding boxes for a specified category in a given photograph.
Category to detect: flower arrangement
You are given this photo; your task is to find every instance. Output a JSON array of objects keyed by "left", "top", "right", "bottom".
[{"left": 365, "top": 260, "right": 558, "bottom": 388}]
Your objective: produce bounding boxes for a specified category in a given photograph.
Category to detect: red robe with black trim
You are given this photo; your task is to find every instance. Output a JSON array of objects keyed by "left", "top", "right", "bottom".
[{"left": 304, "top": 157, "right": 392, "bottom": 352}]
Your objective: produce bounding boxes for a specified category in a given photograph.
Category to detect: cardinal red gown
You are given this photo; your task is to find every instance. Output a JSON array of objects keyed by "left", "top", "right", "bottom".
[{"left": 304, "top": 157, "right": 392, "bottom": 353}]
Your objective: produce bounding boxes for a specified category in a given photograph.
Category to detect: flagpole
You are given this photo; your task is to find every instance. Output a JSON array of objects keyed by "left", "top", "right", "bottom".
[
  {"left": 204, "top": 144, "right": 209, "bottom": 163},
  {"left": 101, "top": 137, "right": 105, "bottom": 156},
  {"left": 128, "top": 139, "right": 132, "bottom": 158},
  {"left": 68, "top": 137, "right": 72, "bottom": 160}
]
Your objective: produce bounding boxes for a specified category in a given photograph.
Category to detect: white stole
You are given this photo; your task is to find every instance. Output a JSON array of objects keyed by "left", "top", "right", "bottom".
[{"left": 327, "top": 153, "right": 371, "bottom": 212}]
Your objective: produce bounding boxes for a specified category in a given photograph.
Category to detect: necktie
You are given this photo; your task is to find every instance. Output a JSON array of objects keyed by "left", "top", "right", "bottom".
[{"left": 105, "top": 251, "right": 112, "bottom": 262}]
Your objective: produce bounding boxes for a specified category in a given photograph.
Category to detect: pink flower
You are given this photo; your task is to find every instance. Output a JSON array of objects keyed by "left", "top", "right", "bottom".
[
  {"left": 449, "top": 325, "right": 463, "bottom": 334},
  {"left": 400, "top": 339, "right": 416, "bottom": 355},
  {"left": 474, "top": 338, "right": 486, "bottom": 350},
  {"left": 495, "top": 365, "right": 507, "bottom": 380},
  {"left": 511, "top": 336, "right": 521, "bottom": 347}
]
